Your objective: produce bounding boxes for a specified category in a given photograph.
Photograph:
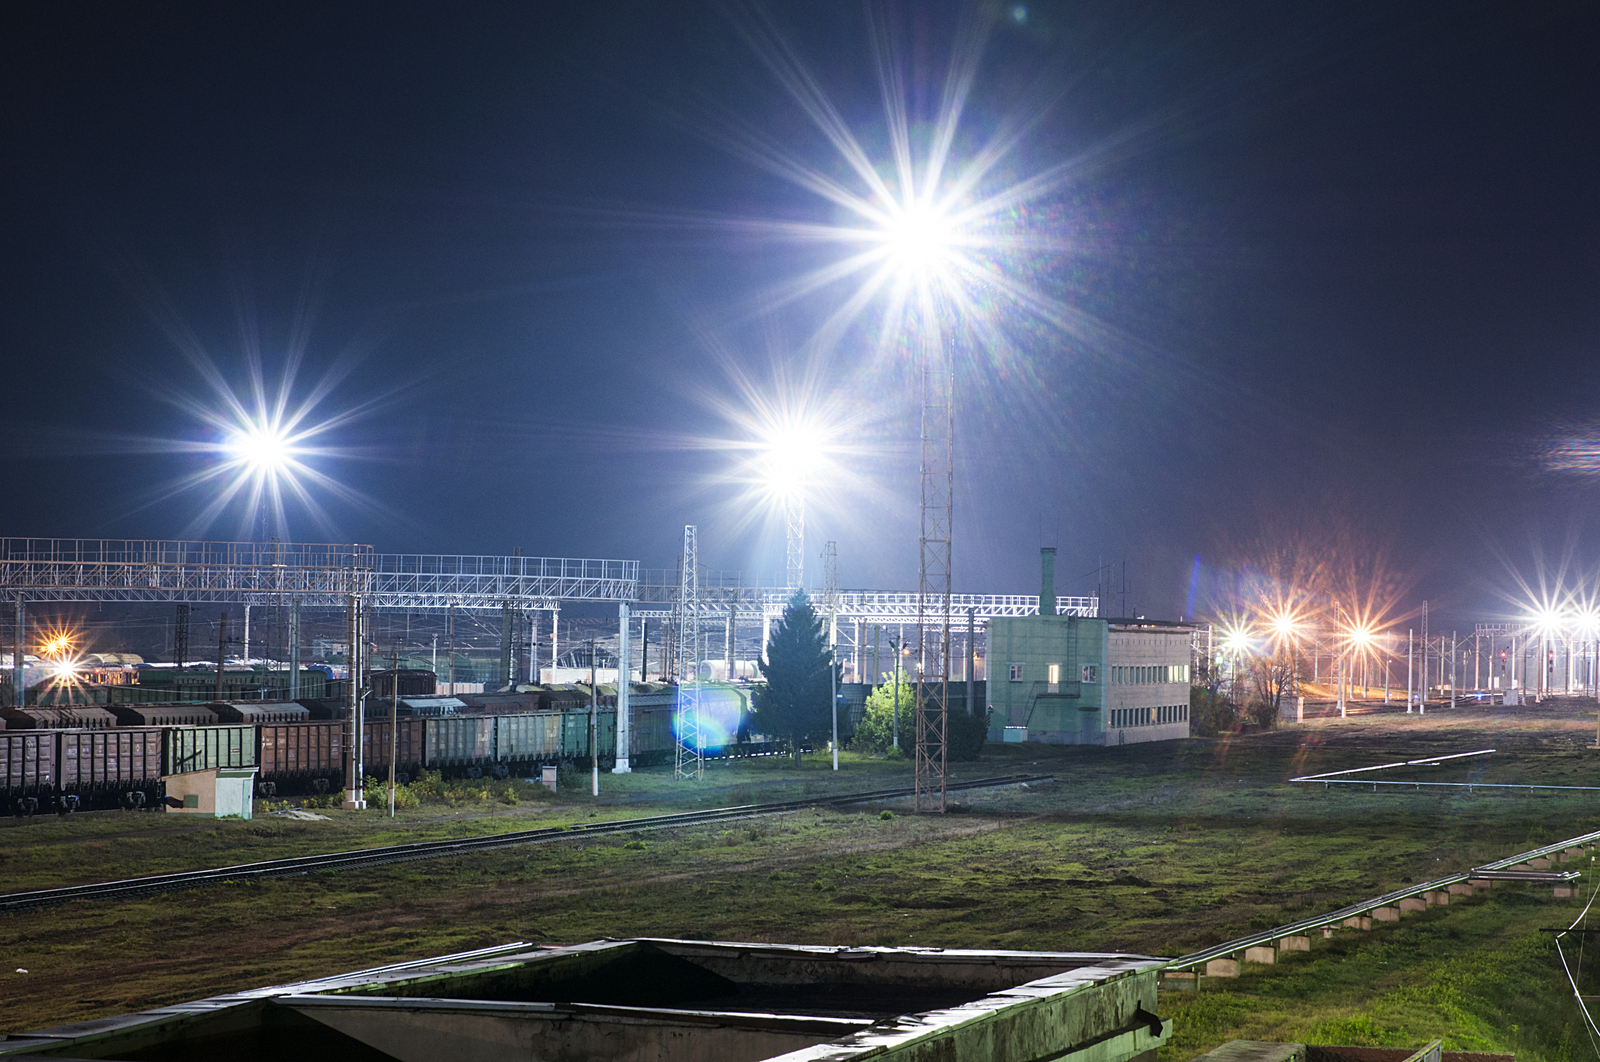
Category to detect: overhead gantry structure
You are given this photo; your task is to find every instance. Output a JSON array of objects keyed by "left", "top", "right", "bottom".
[{"left": 0, "top": 536, "right": 1098, "bottom": 800}]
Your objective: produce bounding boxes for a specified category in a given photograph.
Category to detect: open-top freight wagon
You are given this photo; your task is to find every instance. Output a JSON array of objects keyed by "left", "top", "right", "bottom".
[
  {"left": 1, "top": 725, "right": 255, "bottom": 815},
  {"left": 3, "top": 685, "right": 765, "bottom": 810}
]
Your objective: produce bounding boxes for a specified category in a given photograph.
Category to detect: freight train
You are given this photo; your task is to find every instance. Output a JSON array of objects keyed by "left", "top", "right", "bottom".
[{"left": 0, "top": 684, "right": 766, "bottom": 815}]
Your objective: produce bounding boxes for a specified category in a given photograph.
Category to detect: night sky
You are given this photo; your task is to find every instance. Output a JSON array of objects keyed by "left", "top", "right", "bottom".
[{"left": 3, "top": 1, "right": 1598, "bottom": 629}]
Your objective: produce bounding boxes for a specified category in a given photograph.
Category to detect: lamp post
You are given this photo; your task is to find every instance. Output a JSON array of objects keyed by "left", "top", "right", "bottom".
[{"left": 888, "top": 634, "right": 904, "bottom": 749}]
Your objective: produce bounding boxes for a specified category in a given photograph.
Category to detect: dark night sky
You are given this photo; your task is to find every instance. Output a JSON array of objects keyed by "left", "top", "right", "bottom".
[{"left": 3, "top": 1, "right": 1598, "bottom": 628}]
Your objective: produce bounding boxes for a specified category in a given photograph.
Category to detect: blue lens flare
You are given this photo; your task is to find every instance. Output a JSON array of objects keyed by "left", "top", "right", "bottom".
[{"left": 674, "top": 685, "right": 745, "bottom": 752}]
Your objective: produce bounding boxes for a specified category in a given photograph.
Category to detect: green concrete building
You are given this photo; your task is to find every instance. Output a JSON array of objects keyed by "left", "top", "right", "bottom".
[{"left": 987, "top": 548, "right": 1194, "bottom": 747}]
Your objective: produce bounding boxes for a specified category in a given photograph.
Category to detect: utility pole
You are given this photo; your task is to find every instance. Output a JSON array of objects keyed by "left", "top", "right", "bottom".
[
  {"left": 1420, "top": 600, "right": 1429, "bottom": 710},
  {"left": 825, "top": 540, "right": 839, "bottom": 771},
  {"left": 966, "top": 608, "right": 976, "bottom": 716},
  {"left": 389, "top": 648, "right": 399, "bottom": 818},
  {"left": 174, "top": 603, "right": 189, "bottom": 670},
  {"left": 446, "top": 604, "right": 456, "bottom": 697},
  {"left": 343, "top": 594, "right": 366, "bottom": 810},
  {"left": 215, "top": 611, "right": 228, "bottom": 701},
  {"left": 889, "top": 633, "right": 902, "bottom": 749},
  {"left": 288, "top": 598, "right": 301, "bottom": 700},
  {"left": 614, "top": 601, "right": 631, "bottom": 774},
  {"left": 1450, "top": 632, "right": 1457, "bottom": 710},
  {"left": 10, "top": 595, "right": 23, "bottom": 709},
  {"left": 589, "top": 639, "right": 599, "bottom": 797}
]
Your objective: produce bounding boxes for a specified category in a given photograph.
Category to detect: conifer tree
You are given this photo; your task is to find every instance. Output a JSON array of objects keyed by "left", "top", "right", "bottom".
[{"left": 756, "top": 590, "right": 834, "bottom": 765}]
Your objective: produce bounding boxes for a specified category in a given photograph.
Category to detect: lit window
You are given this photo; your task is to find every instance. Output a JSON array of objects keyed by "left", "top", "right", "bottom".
[{"left": 1048, "top": 664, "right": 1060, "bottom": 685}]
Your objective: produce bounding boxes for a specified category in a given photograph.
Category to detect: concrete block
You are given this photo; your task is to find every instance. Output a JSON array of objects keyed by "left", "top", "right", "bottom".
[
  {"left": 1555, "top": 886, "right": 1575, "bottom": 898},
  {"left": 1243, "top": 946, "right": 1276, "bottom": 965},
  {"left": 1188, "top": 1041, "right": 1307, "bottom": 1062},
  {"left": 1564, "top": 848, "right": 1586, "bottom": 862},
  {"left": 1277, "top": 935, "right": 1310, "bottom": 954},
  {"left": 1322, "top": 928, "right": 1336, "bottom": 939},
  {"left": 1447, "top": 882, "right": 1473, "bottom": 896},
  {"left": 1341, "top": 916, "right": 1372, "bottom": 930},
  {"left": 1206, "top": 958, "right": 1240, "bottom": 978},
  {"left": 1398, "top": 897, "right": 1427, "bottom": 913},
  {"left": 1469, "top": 879, "right": 1492, "bottom": 891},
  {"left": 1161, "top": 971, "right": 1197, "bottom": 991},
  {"left": 1424, "top": 890, "right": 1449, "bottom": 906},
  {"left": 1531, "top": 857, "right": 1552, "bottom": 869},
  {"left": 1373, "top": 906, "right": 1401, "bottom": 922}
]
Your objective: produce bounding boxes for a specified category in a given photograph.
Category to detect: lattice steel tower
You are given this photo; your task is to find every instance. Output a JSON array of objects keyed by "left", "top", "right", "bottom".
[
  {"left": 914, "top": 310, "right": 954, "bottom": 813},
  {"left": 675, "top": 524, "right": 703, "bottom": 780},
  {"left": 786, "top": 498, "right": 804, "bottom": 590}
]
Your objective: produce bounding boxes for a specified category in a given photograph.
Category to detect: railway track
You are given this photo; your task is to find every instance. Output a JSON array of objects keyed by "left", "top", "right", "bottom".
[{"left": 0, "top": 773, "right": 1054, "bottom": 914}]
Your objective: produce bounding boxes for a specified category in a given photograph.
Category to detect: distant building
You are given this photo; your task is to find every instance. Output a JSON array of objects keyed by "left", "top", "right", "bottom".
[{"left": 987, "top": 548, "right": 1193, "bottom": 746}]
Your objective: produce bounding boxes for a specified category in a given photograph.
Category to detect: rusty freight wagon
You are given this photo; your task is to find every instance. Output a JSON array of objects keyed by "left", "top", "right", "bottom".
[
  {"left": 0, "top": 730, "right": 56, "bottom": 815},
  {"left": 58, "top": 728, "right": 164, "bottom": 811},
  {"left": 258, "top": 721, "right": 346, "bottom": 796},
  {"left": 109, "top": 703, "right": 228, "bottom": 727},
  {"left": 0, "top": 705, "right": 119, "bottom": 729},
  {"left": 209, "top": 701, "right": 310, "bottom": 725},
  {"left": 363, "top": 718, "right": 425, "bottom": 784}
]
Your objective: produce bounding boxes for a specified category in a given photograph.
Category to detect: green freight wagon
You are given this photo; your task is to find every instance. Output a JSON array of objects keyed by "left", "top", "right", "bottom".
[
  {"left": 495, "top": 713, "right": 562, "bottom": 767},
  {"left": 559, "top": 708, "right": 615, "bottom": 766},
  {"left": 163, "top": 725, "right": 256, "bottom": 776},
  {"left": 423, "top": 717, "right": 495, "bottom": 772}
]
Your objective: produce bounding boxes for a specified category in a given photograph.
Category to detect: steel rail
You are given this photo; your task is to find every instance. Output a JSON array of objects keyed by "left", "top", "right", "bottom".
[
  {"left": 1298, "top": 779, "right": 1600, "bottom": 793},
  {"left": 1290, "top": 749, "right": 1495, "bottom": 781},
  {"left": 1166, "top": 826, "right": 1600, "bottom": 972},
  {"left": 0, "top": 773, "right": 1053, "bottom": 914}
]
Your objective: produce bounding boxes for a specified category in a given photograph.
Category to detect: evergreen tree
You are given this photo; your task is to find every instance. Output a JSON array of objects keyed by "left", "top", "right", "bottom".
[{"left": 756, "top": 590, "right": 834, "bottom": 765}]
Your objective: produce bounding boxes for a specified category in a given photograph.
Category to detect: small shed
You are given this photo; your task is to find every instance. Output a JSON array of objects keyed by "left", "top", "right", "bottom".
[
  {"left": 394, "top": 695, "right": 465, "bottom": 716},
  {"left": 163, "top": 767, "right": 259, "bottom": 819}
]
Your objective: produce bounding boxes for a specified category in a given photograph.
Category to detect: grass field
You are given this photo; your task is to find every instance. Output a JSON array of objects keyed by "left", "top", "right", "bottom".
[{"left": 5, "top": 702, "right": 1600, "bottom": 1059}]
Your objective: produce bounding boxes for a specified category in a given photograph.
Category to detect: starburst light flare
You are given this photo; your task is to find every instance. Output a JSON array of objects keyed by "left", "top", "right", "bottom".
[{"left": 695, "top": 3, "right": 1129, "bottom": 377}]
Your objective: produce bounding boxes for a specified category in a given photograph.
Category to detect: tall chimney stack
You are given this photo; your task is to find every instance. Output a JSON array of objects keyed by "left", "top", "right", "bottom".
[{"left": 1040, "top": 547, "right": 1057, "bottom": 617}]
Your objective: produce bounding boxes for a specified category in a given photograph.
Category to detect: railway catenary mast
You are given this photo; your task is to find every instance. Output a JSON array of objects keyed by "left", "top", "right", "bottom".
[
  {"left": 914, "top": 304, "right": 954, "bottom": 813},
  {"left": 675, "top": 525, "right": 703, "bottom": 781}
]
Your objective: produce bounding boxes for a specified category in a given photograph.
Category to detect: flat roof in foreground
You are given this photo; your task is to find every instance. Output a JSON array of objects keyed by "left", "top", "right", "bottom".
[{"left": 0, "top": 938, "right": 1171, "bottom": 1062}]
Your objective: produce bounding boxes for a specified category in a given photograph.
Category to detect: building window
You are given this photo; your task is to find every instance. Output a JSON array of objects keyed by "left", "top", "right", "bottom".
[
  {"left": 1009, "top": 663, "right": 1025, "bottom": 682},
  {"left": 1048, "top": 663, "right": 1060, "bottom": 684},
  {"left": 1082, "top": 664, "right": 1097, "bottom": 683}
]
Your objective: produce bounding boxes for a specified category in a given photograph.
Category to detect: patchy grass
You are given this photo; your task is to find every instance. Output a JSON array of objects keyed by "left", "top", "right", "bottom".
[{"left": 5, "top": 704, "right": 1600, "bottom": 1059}]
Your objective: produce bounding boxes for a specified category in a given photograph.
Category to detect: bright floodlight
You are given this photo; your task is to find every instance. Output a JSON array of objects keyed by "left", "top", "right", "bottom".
[
  {"left": 1219, "top": 625, "right": 1253, "bottom": 655},
  {"left": 1346, "top": 624, "right": 1376, "bottom": 648},
  {"left": 1530, "top": 606, "right": 1567, "bottom": 638},
  {"left": 756, "top": 419, "right": 829, "bottom": 501},
  {"left": 224, "top": 423, "right": 294, "bottom": 473},
  {"left": 881, "top": 200, "right": 955, "bottom": 275}
]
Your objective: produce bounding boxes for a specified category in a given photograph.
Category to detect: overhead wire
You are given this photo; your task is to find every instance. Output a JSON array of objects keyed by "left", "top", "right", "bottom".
[{"left": 1554, "top": 857, "right": 1600, "bottom": 1055}]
